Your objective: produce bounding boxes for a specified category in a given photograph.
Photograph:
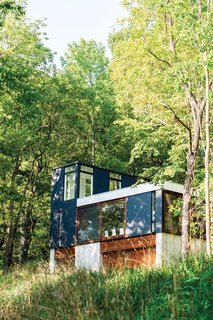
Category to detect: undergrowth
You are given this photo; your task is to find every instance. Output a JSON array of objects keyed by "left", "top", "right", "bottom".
[{"left": 0, "top": 254, "right": 212, "bottom": 320}]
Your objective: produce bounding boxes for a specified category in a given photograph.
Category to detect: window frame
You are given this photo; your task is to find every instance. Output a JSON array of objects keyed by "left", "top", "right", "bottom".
[
  {"left": 162, "top": 190, "right": 182, "bottom": 235},
  {"left": 76, "top": 197, "right": 126, "bottom": 244},
  {"left": 79, "top": 165, "right": 94, "bottom": 198},
  {"left": 77, "top": 203, "right": 100, "bottom": 244},
  {"left": 64, "top": 165, "right": 76, "bottom": 201},
  {"left": 100, "top": 198, "right": 126, "bottom": 240},
  {"left": 109, "top": 172, "right": 122, "bottom": 191}
]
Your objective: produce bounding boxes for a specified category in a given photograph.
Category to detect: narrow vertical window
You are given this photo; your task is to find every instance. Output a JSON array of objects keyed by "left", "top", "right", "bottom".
[
  {"left": 151, "top": 192, "right": 156, "bottom": 232},
  {"left": 109, "top": 172, "right": 121, "bottom": 191},
  {"left": 80, "top": 166, "right": 93, "bottom": 198},
  {"left": 58, "top": 210, "right": 62, "bottom": 247},
  {"left": 64, "top": 165, "right": 76, "bottom": 200}
]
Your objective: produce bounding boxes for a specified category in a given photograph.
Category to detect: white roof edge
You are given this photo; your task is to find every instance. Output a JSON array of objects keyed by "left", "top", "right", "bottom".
[
  {"left": 77, "top": 183, "right": 160, "bottom": 207},
  {"left": 163, "top": 181, "right": 184, "bottom": 194},
  {"left": 77, "top": 181, "right": 184, "bottom": 207}
]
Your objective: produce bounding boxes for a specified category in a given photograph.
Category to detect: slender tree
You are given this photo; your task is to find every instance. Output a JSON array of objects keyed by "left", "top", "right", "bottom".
[{"left": 110, "top": 0, "right": 212, "bottom": 255}]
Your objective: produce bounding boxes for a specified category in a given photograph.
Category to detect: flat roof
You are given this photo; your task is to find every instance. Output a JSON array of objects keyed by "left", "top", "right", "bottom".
[
  {"left": 77, "top": 181, "right": 184, "bottom": 207},
  {"left": 53, "top": 161, "right": 138, "bottom": 178}
]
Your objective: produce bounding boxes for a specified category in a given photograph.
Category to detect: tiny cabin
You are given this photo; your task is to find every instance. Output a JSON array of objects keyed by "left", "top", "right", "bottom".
[{"left": 50, "top": 162, "right": 205, "bottom": 272}]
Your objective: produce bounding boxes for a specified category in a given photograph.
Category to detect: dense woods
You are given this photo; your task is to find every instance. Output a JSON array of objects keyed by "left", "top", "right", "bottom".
[{"left": 0, "top": 0, "right": 212, "bottom": 271}]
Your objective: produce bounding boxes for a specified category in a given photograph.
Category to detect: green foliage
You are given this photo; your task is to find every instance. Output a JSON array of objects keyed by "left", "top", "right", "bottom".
[
  {"left": 0, "top": 254, "right": 212, "bottom": 319},
  {"left": 0, "top": 0, "right": 26, "bottom": 27},
  {"left": 59, "top": 39, "right": 133, "bottom": 170},
  {"left": 110, "top": 0, "right": 211, "bottom": 183}
]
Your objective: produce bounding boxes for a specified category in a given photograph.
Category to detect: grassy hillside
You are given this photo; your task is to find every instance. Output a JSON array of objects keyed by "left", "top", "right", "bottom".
[{"left": 0, "top": 255, "right": 212, "bottom": 320}]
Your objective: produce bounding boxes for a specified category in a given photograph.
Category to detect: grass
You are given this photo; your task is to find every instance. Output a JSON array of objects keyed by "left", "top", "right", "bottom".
[{"left": 0, "top": 254, "right": 212, "bottom": 320}]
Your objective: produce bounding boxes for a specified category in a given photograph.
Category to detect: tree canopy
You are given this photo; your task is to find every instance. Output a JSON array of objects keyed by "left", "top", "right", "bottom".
[{"left": 0, "top": 0, "right": 212, "bottom": 270}]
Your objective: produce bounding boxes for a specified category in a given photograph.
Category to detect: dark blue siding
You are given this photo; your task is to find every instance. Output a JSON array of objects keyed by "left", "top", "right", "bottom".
[
  {"left": 61, "top": 200, "right": 76, "bottom": 246},
  {"left": 93, "top": 168, "right": 109, "bottom": 194},
  {"left": 126, "top": 192, "right": 152, "bottom": 237},
  {"left": 155, "top": 190, "right": 163, "bottom": 233},
  {"left": 50, "top": 167, "right": 64, "bottom": 248},
  {"left": 121, "top": 175, "right": 137, "bottom": 188},
  {"left": 50, "top": 162, "right": 140, "bottom": 249}
]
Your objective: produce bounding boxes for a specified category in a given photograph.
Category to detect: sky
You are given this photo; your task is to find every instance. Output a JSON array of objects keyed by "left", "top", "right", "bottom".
[{"left": 26, "top": 0, "right": 127, "bottom": 66}]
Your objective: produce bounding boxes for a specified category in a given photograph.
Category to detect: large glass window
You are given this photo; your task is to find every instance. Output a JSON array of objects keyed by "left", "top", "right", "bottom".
[
  {"left": 163, "top": 192, "right": 182, "bottom": 234},
  {"left": 109, "top": 172, "right": 121, "bottom": 191},
  {"left": 79, "top": 166, "right": 93, "bottom": 198},
  {"left": 64, "top": 166, "right": 76, "bottom": 200},
  {"left": 78, "top": 205, "right": 99, "bottom": 242},
  {"left": 102, "top": 199, "right": 125, "bottom": 238}
]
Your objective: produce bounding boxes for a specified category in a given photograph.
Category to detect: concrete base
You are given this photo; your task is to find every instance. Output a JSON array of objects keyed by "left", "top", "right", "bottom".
[
  {"left": 49, "top": 248, "right": 56, "bottom": 273},
  {"left": 156, "top": 233, "right": 206, "bottom": 265},
  {"left": 75, "top": 242, "right": 102, "bottom": 272}
]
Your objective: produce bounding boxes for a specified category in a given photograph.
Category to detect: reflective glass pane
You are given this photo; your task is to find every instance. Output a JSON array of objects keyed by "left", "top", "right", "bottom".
[
  {"left": 81, "top": 165, "right": 93, "bottom": 173},
  {"left": 109, "top": 179, "right": 121, "bottom": 191},
  {"left": 163, "top": 193, "right": 181, "bottom": 234},
  {"left": 65, "top": 165, "right": 76, "bottom": 173},
  {"left": 64, "top": 172, "right": 75, "bottom": 200},
  {"left": 80, "top": 172, "right": 93, "bottom": 198},
  {"left": 109, "top": 172, "right": 121, "bottom": 180},
  {"left": 78, "top": 205, "right": 99, "bottom": 242},
  {"left": 102, "top": 200, "right": 125, "bottom": 237}
]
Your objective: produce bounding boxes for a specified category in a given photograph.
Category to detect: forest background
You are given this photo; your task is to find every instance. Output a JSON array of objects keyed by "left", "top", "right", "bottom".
[{"left": 0, "top": 0, "right": 212, "bottom": 272}]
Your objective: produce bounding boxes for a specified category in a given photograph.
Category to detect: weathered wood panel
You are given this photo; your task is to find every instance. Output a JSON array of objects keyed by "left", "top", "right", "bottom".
[
  {"left": 100, "top": 234, "right": 156, "bottom": 253},
  {"left": 55, "top": 246, "right": 75, "bottom": 260},
  {"left": 102, "top": 248, "right": 156, "bottom": 269}
]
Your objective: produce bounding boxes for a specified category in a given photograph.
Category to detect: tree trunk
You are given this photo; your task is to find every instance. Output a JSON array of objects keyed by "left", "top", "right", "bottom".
[
  {"left": 204, "top": 50, "right": 211, "bottom": 255},
  {"left": 182, "top": 152, "right": 196, "bottom": 255},
  {"left": 4, "top": 211, "right": 20, "bottom": 272},
  {"left": 91, "top": 109, "right": 96, "bottom": 165},
  {"left": 0, "top": 213, "right": 6, "bottom": 249},
  {"left": 3, "top": 156, "right": 21, "bottom": 272},
  {"left": 181, "top": 104, "right": 203, "bottom": 255},
  {"left": 19, "top": 203, "right": 36, "bottom": 264}
]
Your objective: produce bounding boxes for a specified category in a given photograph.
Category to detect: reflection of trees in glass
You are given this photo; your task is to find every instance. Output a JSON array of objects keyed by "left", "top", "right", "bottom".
[
  {"left": 79, "top": 172, "right": 93, "bottom": 198},
  {"left": 64, "top": 172, "right": 75, "bottom": 200},
  {"left": 163, "top": 193, "right": 182, "bottom": 234},
  {"left": 78, "top": 205, "right": 99, "bottom": 242},
  {"left": 102, "top": 200, "right": 125, "bottom": 237}
]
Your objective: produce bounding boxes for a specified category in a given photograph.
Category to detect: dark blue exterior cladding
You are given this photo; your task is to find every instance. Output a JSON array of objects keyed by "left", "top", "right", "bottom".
[
  {"left": 50, "top": 167, "right": 64, "bottom": 248},
  {"left": 50, "top": 165, "right": 79, "bottom": 248},
  {"left": 50, "top": 162, "right": 139, "bottom": 248},
  {"left": 121, "top": 175, "right": 137, "bottom": 188},
  {"left": 61, "top": 200, "right": 76, "bottom": 246},
  {"left": 126, "top": 192, "right": 152, "bottom": 237},
  {"left": 155, "top": 190, "right": 163, "bottom": 233},
  {"left": 93, "top": 167, "right": 109, "bottom": 194}
]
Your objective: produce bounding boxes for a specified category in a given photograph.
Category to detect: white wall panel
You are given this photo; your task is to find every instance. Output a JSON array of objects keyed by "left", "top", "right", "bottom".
[
  {"left": 75, "top": 242, "right": 102, "bottom": 272},
  {"left": 156, "top": 233, "right": 206, "bottom": 265}
]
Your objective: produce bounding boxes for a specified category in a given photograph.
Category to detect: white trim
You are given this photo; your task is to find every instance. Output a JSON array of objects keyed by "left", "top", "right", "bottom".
[
  {"left": 163, "top": 181, "right": 184, "bottom": 194},
  {"left": 77, "top": 183, "right": 160, "bottom": 207},
  {"left": 49, "top": 249, "right": 56, "bottom": 273},
  {"left": 77, "top": 181, "right": 184, "bottom": 207},
  {"left": 156, "top": 233, "right": 163, "bottom": 266}
]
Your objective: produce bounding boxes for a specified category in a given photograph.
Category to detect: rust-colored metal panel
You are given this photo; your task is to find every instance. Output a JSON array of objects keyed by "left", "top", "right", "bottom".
[
  {"left": 55, "top": 246, "right": 75, "bottom": 260},
  {"left": 100, "top": 234, "right": 156, "bottom": 253},
  {"left": 102, "top": 248, "right": 156, "bottom": 269}
]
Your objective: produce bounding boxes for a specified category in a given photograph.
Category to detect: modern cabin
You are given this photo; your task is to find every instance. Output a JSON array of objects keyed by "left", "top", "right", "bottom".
[{"left": 50, "top": 162, "right": 205, "bottom": 272}]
